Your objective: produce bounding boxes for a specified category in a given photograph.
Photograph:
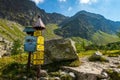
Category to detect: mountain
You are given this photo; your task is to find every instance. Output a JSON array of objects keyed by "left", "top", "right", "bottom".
[
  {"left": 55, "top": 10, "right": 120, "bottom": 40},
  {"left": 0, "top": 0, "right": 67, "bottom": 26}
]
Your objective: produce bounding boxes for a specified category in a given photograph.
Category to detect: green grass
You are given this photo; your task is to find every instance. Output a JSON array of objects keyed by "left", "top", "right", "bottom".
[
  {"left": 0, "top": 53, "right": 28, "bottom": 79},
  {"left": 78, "top": 50, "right": 95, "bottom": 57},
  {"left": 91, "top": 31, "right": 120, "bottom": 45},
  {"left": 102, "top": 50, "right": 120, "bottom": 57},
  {"left": 43, "top": 24, "right": 62, "bottom": 41},
  {"left": 0, "top": 19, "right": 25, "bottom": 41},
  {"left": 78, "top": 50, "right": 120, "bottom": 58}
]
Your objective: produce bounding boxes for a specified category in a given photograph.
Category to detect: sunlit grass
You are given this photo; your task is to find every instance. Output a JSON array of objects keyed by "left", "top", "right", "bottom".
[
  {"left": 78, "top": 50, "right": 96, "bottom": 57},
  {"left": 78, "top": 50, "right": 120, "bottom": 58}
]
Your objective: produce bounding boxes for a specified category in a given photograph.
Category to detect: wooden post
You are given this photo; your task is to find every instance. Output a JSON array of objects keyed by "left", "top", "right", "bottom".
[
  {"left": 27, "top": 52, "right": 32, "bottom": 72},
  {"left": 37, "top": 65, "right": 41, "bottom": 79}
]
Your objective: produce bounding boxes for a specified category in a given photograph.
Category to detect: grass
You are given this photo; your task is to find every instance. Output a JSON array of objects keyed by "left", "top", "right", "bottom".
[
  {"left": 78, "top": 50, "right": 95, "bottom": 57},
  {"left": 91, "top": 31, "right": 120, "bottom": 45},
  {"left": 78, "top": 50, "right": 120, "bottom": 58},
  {"left": 102, "top": 50, "right": 120, "bottom": 57},
  {"left": 106, "top": 69, "right": 120, "bottom": 80},
  {"left": 0, "top": 19, "right": 25, "bottom": 41},
  {"left": 43, "top": 24, "right": 62, "bottom": 41},
  {"left": 0, "top": 53, "right": 28, "bottom": 79}
]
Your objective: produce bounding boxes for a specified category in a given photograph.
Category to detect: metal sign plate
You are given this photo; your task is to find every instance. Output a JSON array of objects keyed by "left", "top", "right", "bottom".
[
  {"left": 34, "top": 30, "right": 42, "bottom": 37},
  {"left": 32, "top": 51, "right": 44, "bottom": 65},
  {"left": 37, "top": 45, "right": 44, "bottom": 51}
]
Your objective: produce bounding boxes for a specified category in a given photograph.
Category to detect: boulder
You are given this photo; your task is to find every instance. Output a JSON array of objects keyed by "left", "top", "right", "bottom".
[
  {"left": 106, "top": 68, "right": 120, "bottom": 80},
  {"left": 44, "top": 39, "right": 78, "bottom": 64},
  {"left": 89, "top": 51, "right": 109, "bottom": 62}
]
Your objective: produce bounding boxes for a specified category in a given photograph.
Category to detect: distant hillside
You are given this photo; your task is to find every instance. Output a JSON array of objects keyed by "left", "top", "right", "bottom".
[
  {"left": 55, "top": 11, "right": 120, "bottom": 40},
  {"left": 0, "top": 0, "right": 67, "bottom": 26},
  {"left": 43, "top": 24, "right": 62, "bottom": 41},
  {"left": 0, "top": 19, "right": 25, "bottom": 41},
  {"left": 91, "top": 31, "right": 120, "bottom": 45}
]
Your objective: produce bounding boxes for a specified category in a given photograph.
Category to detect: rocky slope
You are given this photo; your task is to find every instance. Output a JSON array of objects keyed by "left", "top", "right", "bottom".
[
  {"left": 63, "top": 55, "right": 120, "bottom": 80},
  {"left": 0, "top": 19, "right": 25, "bottom": 56},
  {"left": 0, "top": 0, "right": 67, "bottom": 26}
]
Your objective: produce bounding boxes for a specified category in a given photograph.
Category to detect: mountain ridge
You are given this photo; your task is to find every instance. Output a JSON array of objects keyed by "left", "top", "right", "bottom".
[
  {"left": 0, "top": 0, "right": 68, "bottom": 26},
  {"left": 56, "top": 10, "right": 120, "bottom": 40}
]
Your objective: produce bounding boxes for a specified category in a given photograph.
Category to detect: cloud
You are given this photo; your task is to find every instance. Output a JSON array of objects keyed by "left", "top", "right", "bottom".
[
  {"left": 79, "top": 0, "right": 97, "bottom": 4},
  {"left": 68, "top": 7, "right": 72, "bottom": 11},
  {"left": 31, "top": 0, "right": 44, "bottom": 4},
  {"left": 58, "top": 0, "right": 66, "bottom": 2}
]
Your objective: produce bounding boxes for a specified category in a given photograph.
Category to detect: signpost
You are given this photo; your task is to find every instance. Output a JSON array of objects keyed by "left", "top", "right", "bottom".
[
  {"left": 24, "top": 15, "right": 45, "bottom": 79},
  {"left": 33, "top": 16, "right": 45, "bottom": 79}
]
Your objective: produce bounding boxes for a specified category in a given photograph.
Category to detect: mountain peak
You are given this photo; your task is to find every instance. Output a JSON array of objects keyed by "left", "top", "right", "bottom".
[{"left": 75, "top": 10, "right": 105, "bottom": 19}]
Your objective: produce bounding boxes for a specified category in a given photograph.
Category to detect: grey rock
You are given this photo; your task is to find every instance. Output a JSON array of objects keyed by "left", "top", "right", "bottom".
[
  {"left": 113, "top": 68, "right": 120, "bottom": 73},
  {"left": 93, "top": 51, "right": 103, "bottom": 58},
  {"left": 40, "top": 70, "right": 48, "bottom": 77},
  {"left": 40, "top": 77, "right": 49, "bottom": 80},
  {"left": 54, "top": 77, "right": 61, "bottom": 80},
  {"left": 109, "top": 64, "right": 117, "bottom": 68},
  {"left": 44, "top": 39, "right": 78, "bottom": 64},
  {"left": 100, "top": 71, "right": 109, "bottom": 79},
  {"left": 69, "top": 72, "right": 76, "bottom": 78}
]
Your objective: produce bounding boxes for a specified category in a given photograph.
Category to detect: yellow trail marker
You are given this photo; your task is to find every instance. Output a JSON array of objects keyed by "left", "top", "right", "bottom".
[
  {"left": 32, "top": 51, "right": 44, "bottom": 65},
  {"left": 37, "top": 36, "right": 44, "bottom": 44},
  {"left": 33, "top": 59, "right": 44, "bottom": 65},
  {"left": 37, "top": 45, "right": 44, "bottom": 51},
  {"left": 34, "top": 30, "right": 42, "bottom": 37}
]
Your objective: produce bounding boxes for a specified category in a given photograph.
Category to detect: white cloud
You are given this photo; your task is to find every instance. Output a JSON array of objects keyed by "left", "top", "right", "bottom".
[
  {"left": 68, "top": 7, "right": 72, "bottom": 11},
  {"left": 58, "top": 0, "right": 66, "bottom": 2},
  {"left": 79, "top": 0, "right": 97, "bottom": 4},
  {"left": 31, "top": 0, "right": 44, "bottom": 4}
]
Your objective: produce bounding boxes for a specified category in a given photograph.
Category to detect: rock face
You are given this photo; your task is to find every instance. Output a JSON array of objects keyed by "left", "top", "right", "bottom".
[
  {"left": 0, "top": 36, "right": 12, "bottom": 57},
  {"left": 44, "top": 39, "right": 78, "bottom": 64},
  {"left": 0, "top": 0, "right": 67, "bottom": 26}
]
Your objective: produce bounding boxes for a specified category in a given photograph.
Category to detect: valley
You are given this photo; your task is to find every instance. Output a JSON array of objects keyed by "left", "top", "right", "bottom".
[{"left": 0, "top": 0, "right": 120, "bottom": 80}]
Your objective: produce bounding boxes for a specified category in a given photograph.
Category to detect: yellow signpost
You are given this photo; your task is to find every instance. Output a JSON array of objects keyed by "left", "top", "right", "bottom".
[{"left": 32, "top": 30, "right": 45, "bottom": 65}]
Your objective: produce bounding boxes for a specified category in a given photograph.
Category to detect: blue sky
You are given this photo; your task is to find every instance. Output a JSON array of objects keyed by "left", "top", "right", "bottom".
[{"left": 31, "top": 0, "right": 120, "bottom": 21}]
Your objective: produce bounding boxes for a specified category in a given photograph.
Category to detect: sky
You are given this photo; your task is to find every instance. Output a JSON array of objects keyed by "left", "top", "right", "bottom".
[{"left": 31, "top": 0, "right": 120, "bottom": 21}]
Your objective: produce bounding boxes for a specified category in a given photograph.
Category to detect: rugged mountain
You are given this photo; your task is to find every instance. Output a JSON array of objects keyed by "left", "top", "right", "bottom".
[
  {"left": 0, "top": 0, "right": 67, "bottom": 26},
  {"left": 55, "top": 10, "right": 120, "bottom": 39}
]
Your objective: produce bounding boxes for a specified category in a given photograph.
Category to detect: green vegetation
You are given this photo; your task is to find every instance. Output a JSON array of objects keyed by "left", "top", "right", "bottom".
[
  {"left": 106, "top": 69, "right": 120, "bottom": 80},
  {"left": 0, "top": 19, "right": 25, "bottom": 41},
  {"left": 77, "top": 50, "right": 120, "bottom": 58},
  {"left": 0, "top": 53, "right": 28, "bottom": 79},
  {"left": 43, "top": 59, "right": 80, "bottom": 72},
  {"left": 0, "top": 53, "right": 80, "bottom": 79},
  {"left": 91, "top": 31, "right": 120, "bottom": 45},
  {"left": 49, "top": 70, "right": 75, "bottom": 80},
  {"left": 11, "top": 39, "right": 22, "bottom": 55},
  {"left": 88, "top": 55, "right": 108, "bottom": 62},
  {"left": 43, "top": 24, "right": 62, "bottom": 40},
  {"left": 71, "top": 37, "right": 92, "bottom": 52},
  {"left": 78, "top": 50, "right": 95, "bottom": 57}
]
